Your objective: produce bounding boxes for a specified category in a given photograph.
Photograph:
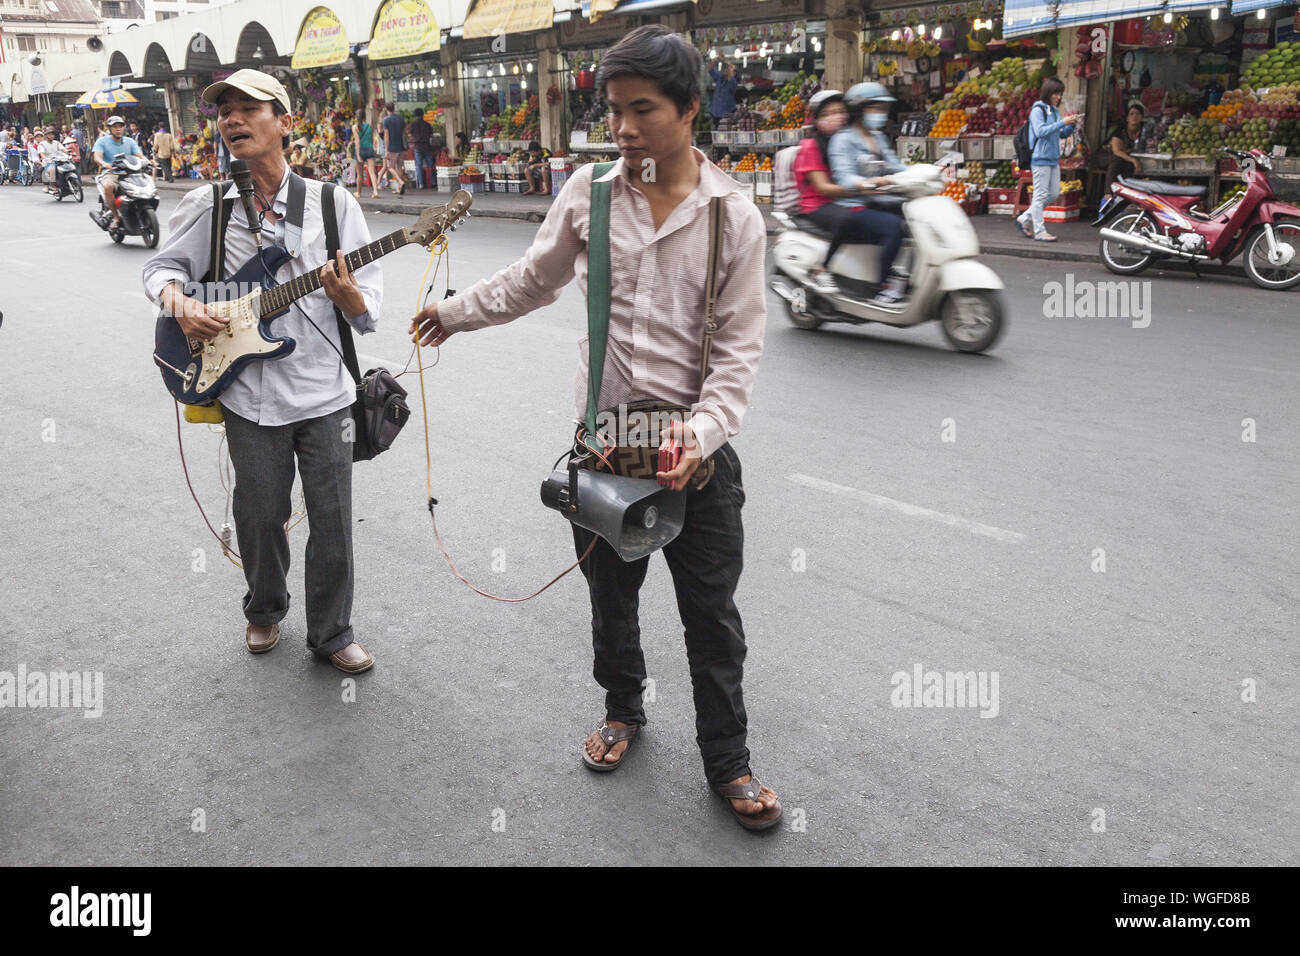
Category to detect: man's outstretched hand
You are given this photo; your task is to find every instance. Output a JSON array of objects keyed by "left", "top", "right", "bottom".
[{"left": 410, "top": 302, "right": 454, "bottom": 347}]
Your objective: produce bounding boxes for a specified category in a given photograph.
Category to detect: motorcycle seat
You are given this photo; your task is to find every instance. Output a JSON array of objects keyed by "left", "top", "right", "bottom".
[
  {"left": 793, "top": 214, "right": 836, "bottom": 241},
  {"left": 1117, "top": 176, "right": 1206, "bottom": 197}
]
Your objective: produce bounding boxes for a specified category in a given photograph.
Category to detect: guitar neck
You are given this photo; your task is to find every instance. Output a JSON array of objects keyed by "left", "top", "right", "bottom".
[{"left": 260, "top": 228, "right": 407, "bottom": 315}]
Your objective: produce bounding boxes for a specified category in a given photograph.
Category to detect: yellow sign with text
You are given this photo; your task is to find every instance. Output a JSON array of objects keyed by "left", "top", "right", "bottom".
[
  {"left": 369, "top": 0, "right": 440, "bottom": 61},
  {"left": 292, "top": 7, "right": 350, "bottom": 70}
]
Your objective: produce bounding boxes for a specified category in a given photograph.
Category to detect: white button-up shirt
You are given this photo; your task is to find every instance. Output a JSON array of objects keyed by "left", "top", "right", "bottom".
[
  {"left": 437, "top": 149, "right": 767, "bottom": 459},
  {"left": 142, "top": 167, "right": 382, "bottom": 426}
]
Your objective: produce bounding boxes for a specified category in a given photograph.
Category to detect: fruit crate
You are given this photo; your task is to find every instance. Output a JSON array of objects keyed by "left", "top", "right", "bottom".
[
  {"left": 733, "top": 131, "right": 757, "bottom": 145},
  {"left": 1045, "top": 205, "right": 1080, "bottom": 221},
  {"left": 732, "top": 170, "right": 755, "bottom": 183},
  {"left": 985, "top": 187, "right": 1018, "bottom": 205},
  {"left": 713, "top": 131, "right": 733, "bottom": 145},
  {"left": 488, "top": 162, "right": 506, "bottom": 176},
  {"left": 1173, "top": 155, "right": 1212, "bottom": 172},
  {"left": 503, "top": 162, "right": 526, "bottom": 176},
  {"left": 734, "top": 181, "right": 756, "bottom": 202},
  {"left": 1275, "top": 158, "right": 1300, "bottom": 174},
  {"left": 757, "top": 129, "right": 782, "bottom": 144},
  {"left": 1055, "top": 190, "right": 1081, "bottom": 208},
  {"left": 993, "top": 135, "right": 1017, "bottom": 160},
  {"left": 960, "top": 135, "right": 993, "bottom": 161},
  {"left": 897, "top": 137, "right": 928, "bottom": 163},
  {"left": 987, "top": 203, "right": 1016, "bottom": 216},
  {"left": 960, "top": 196, "right": 984, "bottom": 217}
]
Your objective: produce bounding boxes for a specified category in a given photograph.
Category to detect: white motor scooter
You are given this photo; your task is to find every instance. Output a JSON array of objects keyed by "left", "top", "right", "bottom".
[{"left": 770, "top": 163, "right": 1006, "bottom": 352}]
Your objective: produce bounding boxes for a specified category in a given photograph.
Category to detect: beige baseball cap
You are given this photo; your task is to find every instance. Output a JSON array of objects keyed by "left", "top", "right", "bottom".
[{"left": 201, "top": 69, "right": 292, "bottom": 113}]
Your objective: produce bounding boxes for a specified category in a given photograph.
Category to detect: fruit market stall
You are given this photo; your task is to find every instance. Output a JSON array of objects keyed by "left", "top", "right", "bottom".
[{"left": 1117, "top": 17, "right": 1300, "bottom": 205}]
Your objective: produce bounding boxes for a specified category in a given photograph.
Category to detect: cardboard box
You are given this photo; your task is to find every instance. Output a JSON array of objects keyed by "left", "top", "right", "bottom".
[{"left": 987, "top": 203, "right": 1016, "bottom": 215}]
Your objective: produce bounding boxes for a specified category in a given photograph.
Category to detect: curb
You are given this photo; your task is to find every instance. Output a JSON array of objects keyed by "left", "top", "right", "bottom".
[{"left": 153, "top": 181, "right": 1241, "bottom": 275}]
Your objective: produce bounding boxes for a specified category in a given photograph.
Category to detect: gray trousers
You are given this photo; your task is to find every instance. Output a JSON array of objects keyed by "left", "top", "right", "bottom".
[{"left": 223, "top": 405, "right": 356, "bottom": 657}]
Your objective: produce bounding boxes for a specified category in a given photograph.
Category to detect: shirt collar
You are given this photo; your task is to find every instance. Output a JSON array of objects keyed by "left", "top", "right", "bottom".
[
  {"left": 223, "top": 164, "right": 291, "bottom": 211},
  {"left": 595, "top": 147, "right": 739, "bottom": 200}
]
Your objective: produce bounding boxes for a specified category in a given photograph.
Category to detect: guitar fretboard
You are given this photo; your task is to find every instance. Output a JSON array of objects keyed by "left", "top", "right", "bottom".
[{"left": 259, "top": 228, "right": 408, "bottom": 316}]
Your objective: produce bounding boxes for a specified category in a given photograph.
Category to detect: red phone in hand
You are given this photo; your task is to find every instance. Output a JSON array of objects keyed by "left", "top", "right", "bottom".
[{"left": 657, "top": 436, "right": 684, "bottom": 487}]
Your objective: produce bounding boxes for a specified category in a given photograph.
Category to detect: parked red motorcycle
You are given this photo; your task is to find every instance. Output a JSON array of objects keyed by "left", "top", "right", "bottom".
[{"left": 1094, "top": 148, "right": 1300, "bottom": 290}]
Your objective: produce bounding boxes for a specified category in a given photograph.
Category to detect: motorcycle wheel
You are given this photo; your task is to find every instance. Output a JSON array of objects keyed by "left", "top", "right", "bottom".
[
  {"left": 785, "top": 294, "right": 825, "bottom": 330},
  {"left": 70, "top": 176, "right": 83, "bottom": 203},
  {"left": 1100, "top": 211, "right": 1158, "bottom": 275},
  {"left": 140, "top": 209, "right": 160, "bottom": 249},
  {"left": 940, "top": 290, "right": 1005, "bottom": 353},
  {"left": 1242, "top": 220, "right": 1300, "bottom": 290}
]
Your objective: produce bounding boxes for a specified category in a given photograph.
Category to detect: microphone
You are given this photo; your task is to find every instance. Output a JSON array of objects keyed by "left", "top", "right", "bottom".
[{"left": 229, "top": 159, "right": 261, "bottom": 249}]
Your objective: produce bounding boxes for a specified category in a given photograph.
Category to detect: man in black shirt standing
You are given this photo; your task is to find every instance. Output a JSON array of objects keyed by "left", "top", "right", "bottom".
[
  {"left": 380, "top": 102, "right": 408, "bottom": 196},
  {"left": 407, "top": 110, "right": 436, "bottom": 190}
]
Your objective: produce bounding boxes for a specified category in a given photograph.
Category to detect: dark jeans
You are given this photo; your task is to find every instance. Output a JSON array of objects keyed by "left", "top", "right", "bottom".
[
  {"left": 413, "top": 147, "right": 433, "bottom": 188},
  {"left": 571, "top": 443, "right": 751, "bottom": 787},
  {"left": 809, "top": 202, "right": 905, "bottom": 277},
  {"left": 222, "top": 404, "right": 356, "bottom": 658}
]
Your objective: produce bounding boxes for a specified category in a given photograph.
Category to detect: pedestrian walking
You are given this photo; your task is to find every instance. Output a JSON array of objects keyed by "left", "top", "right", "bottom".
[
  {"left": 1015, "top": 77, "right": 1078, "bottom": 243},
  {"left": 380, "top": 102, "right": 408, "bottom": 195},
  {"left": 352, "top": 108, "right": 381, "bottom": 199},
  {"left": 152, "top": 125, "right": 174, "bottom": 182}
]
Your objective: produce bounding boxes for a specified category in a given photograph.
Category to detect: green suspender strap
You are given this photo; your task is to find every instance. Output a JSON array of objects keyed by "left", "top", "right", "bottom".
[
  {"left": 584, "top": 163, "right": 726, "bottom": 456},
  {"left": 583, "top": 161, "right": 617, "bottom": 454}
]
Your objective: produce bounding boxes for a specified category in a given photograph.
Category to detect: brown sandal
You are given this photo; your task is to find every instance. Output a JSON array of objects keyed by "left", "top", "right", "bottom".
[
  {"left": 581, "top": 721, "right": 639, "bottom": 772},
  {"left": 716, "top": 777, "right": 783, "bottom": 831}
]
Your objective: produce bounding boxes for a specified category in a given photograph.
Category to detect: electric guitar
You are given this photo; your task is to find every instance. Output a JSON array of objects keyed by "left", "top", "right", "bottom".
[{"left": 154, "top": 190, "right": 472, "bottom": 405}]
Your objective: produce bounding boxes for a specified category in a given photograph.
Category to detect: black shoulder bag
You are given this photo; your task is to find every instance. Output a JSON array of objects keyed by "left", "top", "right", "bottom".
[{"left": 320, "top": 181, "right": 411, "bottom": 462}]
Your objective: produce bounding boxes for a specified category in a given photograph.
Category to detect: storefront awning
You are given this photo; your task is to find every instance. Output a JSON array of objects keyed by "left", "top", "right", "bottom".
[
  {"left": 1055, "top": 0, "right": 1167, "bottom": 28},
  {"left": 463, "top": 0, "right": 555, "bottom": 39},
  {"left": 369, "top": 0, "right": 441, "bottom": 59},
  {"left": 292, "top": 6, "right": 351, "bottom": 70},
  {"left": 1230, "top": 0, "right": 1291, "bottom": 12},
  {"left": 584, "top": 0, "right": 696, "bottom": 24},
  {"left": 1003, "top": 0, "right": 1171, "bottom": 39}
]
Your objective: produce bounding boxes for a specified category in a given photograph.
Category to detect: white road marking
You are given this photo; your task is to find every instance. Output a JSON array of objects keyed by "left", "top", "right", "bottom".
[{"left": 787, "top": 473, "right": 1026, "bottom": 543}]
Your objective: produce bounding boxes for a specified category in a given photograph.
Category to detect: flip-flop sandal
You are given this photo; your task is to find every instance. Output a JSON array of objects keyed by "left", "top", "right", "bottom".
[
  {"left": 1015, "top": 219, "right": 1033, "bottom": 238},
  {"left": 1034, "top": 234, "right": 1058, "bottom": 242},
  {"left": 581, "top": 721, "right": 638, "bottom": 772},
  {"left": 716, "top": 777, "right": 783, "bottom": 832}
]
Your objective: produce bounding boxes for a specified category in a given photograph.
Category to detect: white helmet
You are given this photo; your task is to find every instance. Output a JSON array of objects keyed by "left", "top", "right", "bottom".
[
  {"left": 807, "top": 89, "right": 844, "bottom": 119},
  {"left": 106, "top": 115, "right": 126, "bottom": 128}
]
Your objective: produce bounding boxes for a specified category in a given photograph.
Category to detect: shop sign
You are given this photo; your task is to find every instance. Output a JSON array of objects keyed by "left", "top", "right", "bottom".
[
  {"left": 291, "top": 7, "right": 350, "bottom": 70},
  {"left": 694, "top": 0, "right": 805, "bottom": 27},
  {"left": 370, "top": 0, "right": 440, "bottom": 60}
]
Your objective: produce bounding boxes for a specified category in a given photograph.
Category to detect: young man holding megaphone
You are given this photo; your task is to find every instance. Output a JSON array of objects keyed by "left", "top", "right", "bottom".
[{"left": 410, "top": 25, "right": 781, "bottom": 830}]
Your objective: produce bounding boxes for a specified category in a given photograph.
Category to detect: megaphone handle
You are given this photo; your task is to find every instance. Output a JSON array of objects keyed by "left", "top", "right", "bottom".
[{"left": 567, "top": 459, "right": 580, "bottom": 513}]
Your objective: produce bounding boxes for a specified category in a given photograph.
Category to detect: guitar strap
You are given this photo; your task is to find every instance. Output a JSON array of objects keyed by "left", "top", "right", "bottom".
[
  {"left": 320, "top": 181, "right": 363, "bottom": 387},
  {"left": 203, "top": 181, "right": 235, "bottom": 283}
]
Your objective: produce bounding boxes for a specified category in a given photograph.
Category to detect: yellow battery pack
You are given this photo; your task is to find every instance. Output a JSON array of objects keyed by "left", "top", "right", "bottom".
[{"left": 184, "top": 402, "right": 224, "bottom": 425}]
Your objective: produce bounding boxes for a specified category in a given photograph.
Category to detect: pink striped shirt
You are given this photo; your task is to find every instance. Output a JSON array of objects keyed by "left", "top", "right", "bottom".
[{"left": 437, "top": 149, "right": 768, "bottom": 459}]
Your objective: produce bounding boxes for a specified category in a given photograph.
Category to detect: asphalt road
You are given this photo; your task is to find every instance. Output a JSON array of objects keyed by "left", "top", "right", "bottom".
[{"left": 1, "top": 183, "right": 1296, "bottom": 866}]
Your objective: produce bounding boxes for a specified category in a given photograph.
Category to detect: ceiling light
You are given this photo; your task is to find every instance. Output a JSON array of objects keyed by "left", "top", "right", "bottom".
[
  {"left": 918, "top": 23, "right": 926, "bottom": 36},
  {"left": 890, "top": 30, "right": 900, "bottom": 41},
  {"left": 1210, "top": 8, "right": 1219, "bottom": 19},
  {"left": 252, "top": 45, "right": 264, "bottom": 60},
  {"left": 934, "top": 26, "right": 942, "bottom": 39},
  {"left": 526, "top": 62, "right": 533, "bottom": 73}
]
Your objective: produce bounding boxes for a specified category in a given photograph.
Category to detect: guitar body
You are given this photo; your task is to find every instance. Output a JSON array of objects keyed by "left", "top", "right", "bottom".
[
  {"left": 154, "top": 246, "right": 297, "bottom": 405},
  {"left": 152, "top": 190, "right": 474, "bottom": 407}
]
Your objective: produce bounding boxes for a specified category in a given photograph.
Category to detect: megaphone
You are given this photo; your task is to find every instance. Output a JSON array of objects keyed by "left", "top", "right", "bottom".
[
  {"left": 86, "top": 37, "right": 104, "bottom": 52},
  {"left": 540, "top": 462, "right": 685, "bottom": 562}
]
